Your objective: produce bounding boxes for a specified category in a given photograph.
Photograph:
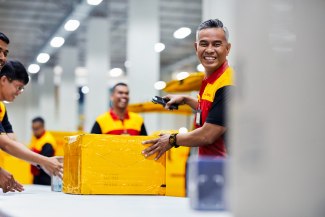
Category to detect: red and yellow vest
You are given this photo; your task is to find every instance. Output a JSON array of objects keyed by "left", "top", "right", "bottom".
[
  {"left": 29, "top": 131, "right": 57, "bottom": 175},
  {"left": 96, "top": 109, "right": 144, "bottom": 135},
  {"left": 196, "top": 61, "right": 234, "bottom": 156}
]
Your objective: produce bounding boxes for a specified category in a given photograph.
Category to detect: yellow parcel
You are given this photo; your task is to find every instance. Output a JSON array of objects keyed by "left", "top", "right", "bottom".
[{"left": 63, "top": 134, "right": 166, "bottom": 195}]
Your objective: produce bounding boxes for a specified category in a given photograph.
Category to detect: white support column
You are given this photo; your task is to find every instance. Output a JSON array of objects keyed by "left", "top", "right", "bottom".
[
  {"left": 231, "top": 1, "right": 325, "bottom": 216},
  {"left": 127, "top": 0, "right": 160, "bottom": 134},
  {"left": 39, "top": 66, "right": 58, "bottom": 130},
  {"left": 57, "top": 46, "right": 78, "bottom": 131},
  {"left": 84, "top": 17, "right": 109, "bottom": 132}
]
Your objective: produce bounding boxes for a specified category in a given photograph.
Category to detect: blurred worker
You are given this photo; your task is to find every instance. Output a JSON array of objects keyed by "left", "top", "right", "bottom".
[
  {"left": 29, "top": 117, "right": 57, "bottom": 185},
  {"left": 0, "top": 32, "right": 9, "bottom": 70},
  {"left": 91, "top": 82, "right": 147, "bottom": 135},
  {"left": 142, "top": 19, "right": 234, "bottom": 160},
  {"left": 0, "top": 60, "right": 62, "bottom": 193}
]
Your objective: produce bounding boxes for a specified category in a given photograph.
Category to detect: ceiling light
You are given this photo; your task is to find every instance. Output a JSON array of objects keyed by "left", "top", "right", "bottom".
[
  {"left": 176, "top": 71, "right": 189, "bottom": 80},
  {"left": 197, "top": 64, "right": 204, "bottom": 72},
  {"left": 87, "top": 0, "right": 103, "bottom": 5},
  {"left": 50, "top": 37, "right": 65, "bottom": 48},
  {"left": 109, "top": 68, "right": 123, "bottom": 77},
  {"left": 28, "top": 64, "right": 40, "bottom": 74},
  {"left": 173, "top": 27, "right": 191, "bottom": 39},
  {"left": 154, "top": 43, "right": 165, "bottom": 52},
  {"left": 178, "top": 127, "right": 188, "bottom": 134},
  {"left": 36, "top": 53, "right": 50, "bottom": 63},
  {"left": 54, "top": 65, "right": 63, "bottom": 75},
  {"left": 81, "top": 86, "right": 90, "bottom": 94},
  {"left": 64, "top": 20, "right": 80, "bottom": 32},
  {"left": 154, "top": 81, "right": 166, "bottom": 90},
  {"left": 75, "top": 67, "right": 87, "bottom": 77},
  {"left": 124, "top": 60, "right": 130, "bottom": 68}
]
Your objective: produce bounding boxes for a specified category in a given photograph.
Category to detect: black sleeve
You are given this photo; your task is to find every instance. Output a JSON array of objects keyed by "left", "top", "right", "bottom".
[
  {"left": 40, "top": 143, "right": 55, "bottom": 157},
  {"left": 206, "top": 86, "right": 234, "bottom": 127},
  {"left": 90, "top": 121, "right": 102, "bottom": 134},
  {"left": 0, "top": 122, "right": 6, "bottom": 134},
  {"left": 140, "top": 123, "right": 147, "bottom": 136},
  {"left": 1, "top": 111, "right": 13, "bottom": 133}
]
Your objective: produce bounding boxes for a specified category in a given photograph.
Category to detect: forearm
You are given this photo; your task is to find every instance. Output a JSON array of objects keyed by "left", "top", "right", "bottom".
[
  {"left": 0, "top": 135, "right": 46, "bottom": 166},
  {"left": 176, "top": 123, "right": 226, "bottom": 147},
  {"left": 183, "top": 96, "right": 198, "bottom": 110},
  {"left": 6, "top": 133, "right": 16, "bottom": 141}
]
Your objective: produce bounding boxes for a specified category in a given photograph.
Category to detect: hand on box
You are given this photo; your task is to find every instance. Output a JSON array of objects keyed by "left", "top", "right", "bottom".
[{"left": 142, "top": 134, "right": 172, "bottom": 160}]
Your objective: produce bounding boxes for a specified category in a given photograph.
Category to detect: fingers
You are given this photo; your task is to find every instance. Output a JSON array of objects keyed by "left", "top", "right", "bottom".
[
  {"left": 142, "top": 138, "right": 159, "bottom": 145},
  {"left": 13, "top": 181, "right": 24, "bottom": 192},
  {"left": 141, "top": 144, "right": 157, "bottom": 157}
]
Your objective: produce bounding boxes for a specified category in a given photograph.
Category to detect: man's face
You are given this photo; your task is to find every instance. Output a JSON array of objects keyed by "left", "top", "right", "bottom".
[
  {"left": 32, "top": 121, "right": 45, "bottom": 138},
  {"left": 111, "top": 85, "right": 129, "bottom": 110},
  {"left": 0, "top": 40, "right": 9, "bottom": 70},
  {"left": 195, "top": 27, "right": 231, "bottom": 75},
  {"left": 0, "top": 76, "right": 25, "bottom": 102}
]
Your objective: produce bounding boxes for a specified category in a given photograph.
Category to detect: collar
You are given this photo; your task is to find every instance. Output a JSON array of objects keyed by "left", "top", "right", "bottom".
[
  {"left": 35, "top": 131, "right": 46, "bottom": 139},
  {"left": 110, "top": 108, "right": 130, "bottom": 121},
  {"left": 204, "top": 61, "right": 229, "bottom": 84}
]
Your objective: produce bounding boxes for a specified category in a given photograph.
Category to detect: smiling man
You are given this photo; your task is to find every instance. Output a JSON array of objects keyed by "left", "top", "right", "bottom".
[
  {"left": 142, "top": 19, "right": 234, "bottom": 160},
  {"left": 91, "top": 82, "right": 147, "bottom": 135}
]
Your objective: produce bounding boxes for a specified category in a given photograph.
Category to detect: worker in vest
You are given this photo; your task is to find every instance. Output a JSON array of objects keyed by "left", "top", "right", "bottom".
[
  {"left": 29, "top": 117, "right": 57, "bottom": 185},
  {"left": 91, "top": 82, "right": 147, "bottom": 136},
  {"left": 142, "top": 19, "right": 234, "bottom": 159},
  {"left": 0, "top": 60, "right": 62, "bottom": 193}
]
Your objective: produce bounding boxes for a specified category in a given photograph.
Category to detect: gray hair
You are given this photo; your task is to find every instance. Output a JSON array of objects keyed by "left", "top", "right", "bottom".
[{"left": 196, "top": 19, "right": 229, "bottom": 42}]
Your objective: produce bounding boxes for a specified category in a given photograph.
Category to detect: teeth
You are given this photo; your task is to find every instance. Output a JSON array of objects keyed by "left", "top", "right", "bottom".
[{"left": 204, "top": 57, "right": 216, "bottom": 60}]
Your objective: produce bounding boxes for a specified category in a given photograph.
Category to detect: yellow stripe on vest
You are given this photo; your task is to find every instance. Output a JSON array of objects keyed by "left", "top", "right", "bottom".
[
  {"left": 0, "top": 102, "right": 6, "bottom": 122},
  {"left": 201, "top": 67, "right": 234, "bottom": 102}
]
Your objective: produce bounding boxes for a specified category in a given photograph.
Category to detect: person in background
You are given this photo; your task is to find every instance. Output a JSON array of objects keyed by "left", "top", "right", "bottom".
[
  {"left": 29, "top": 117, "right": 57, "bottom": 185},
  {"left": 91, "top": 82, "right": 147, "bottom": 135},
  {"left": 0, "top": 60, "right": 62, "bottom": 193},
  {"left": 142, "top": 18, "right": 234, "bottom": 160}
]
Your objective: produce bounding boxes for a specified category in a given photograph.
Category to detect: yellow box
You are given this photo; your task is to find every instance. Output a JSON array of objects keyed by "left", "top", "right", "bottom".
[
  {"left": 63, "top": 134, "right": 166, "bottom": 195},
  {"left": 150, "top": 129, "right": 190, "bottom": 197},
  {"left": 166, "top": 146, "right": 190, "bottom": 197},
  {"left": 49, "top": 131, "right": 82, "bottom": 156}
]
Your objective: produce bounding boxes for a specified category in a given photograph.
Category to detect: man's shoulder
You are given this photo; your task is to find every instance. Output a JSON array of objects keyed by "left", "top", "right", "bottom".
[
  {"left": 128, "top": 112, "right": 144, "bottom": 120},
  {"left": 96, "top": 112, "right": 112, "bottom": 121}
]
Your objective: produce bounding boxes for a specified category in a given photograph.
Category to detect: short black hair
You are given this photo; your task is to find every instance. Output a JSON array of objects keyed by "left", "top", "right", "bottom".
[
  {"left": 196, "top": 18, "right": 229, "bottom": 41},
  {"left": 111, "top": 82, "right": 128, "bottom": 93},
  {"left": 32, "top": 117, "right": 45, "bottom": 125},
  {"left": 0, "top": 60, "right": 29, "bottom": 85},
  {"left": 0, "top": 32, "right": 10, "bottom": 44}
]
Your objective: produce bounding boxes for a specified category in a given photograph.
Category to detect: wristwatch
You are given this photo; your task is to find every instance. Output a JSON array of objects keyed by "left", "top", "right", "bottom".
[{"left": 169, "top": 133, "right": 179, "bottom": 148}]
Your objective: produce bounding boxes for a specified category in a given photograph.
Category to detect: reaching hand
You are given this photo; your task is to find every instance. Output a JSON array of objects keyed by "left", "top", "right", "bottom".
[
  {"left": 41, "top": 157, "right": 63, "bottom": 178},
  {"left": 163, "top": 95, "right": 185, "bottom": 110},
  {"left": 142, "top": 134, "right": 172, "bottom": 160},
  {"left": 0, "top": 167, "right": 24, "bottom": 193}
]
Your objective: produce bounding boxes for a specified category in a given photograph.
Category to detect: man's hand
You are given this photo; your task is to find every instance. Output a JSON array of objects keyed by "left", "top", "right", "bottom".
[
  {"left": 0, "top": 167, "right": 24, "bottom": 193},
  {"left": 40, "top": 157, "right": 63, "bottom": 178},
  {"left": 142, "top": 134, "right": 172, "bottom": 160}
]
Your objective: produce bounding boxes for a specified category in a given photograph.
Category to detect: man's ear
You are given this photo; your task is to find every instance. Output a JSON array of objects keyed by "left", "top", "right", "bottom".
[
  {"left": 226, "top": 43, "right": 231, "bottom": 55},
  {"left": 194, "top": 42, "right": 198, "bottom": 52},
  {"left": 0, "top": 76, "right": 7, "bottom": 84}
]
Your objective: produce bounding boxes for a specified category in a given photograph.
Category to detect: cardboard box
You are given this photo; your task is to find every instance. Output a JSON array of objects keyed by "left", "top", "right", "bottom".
[{"left": 63, "top": 134, "right": 166, "bottom": 195}]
